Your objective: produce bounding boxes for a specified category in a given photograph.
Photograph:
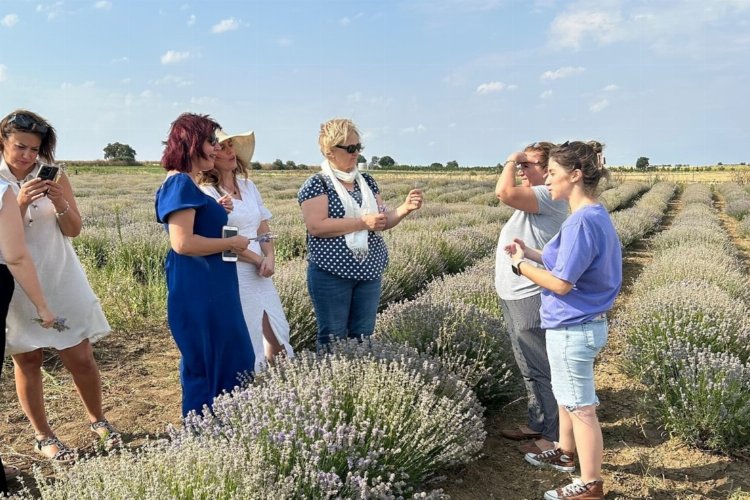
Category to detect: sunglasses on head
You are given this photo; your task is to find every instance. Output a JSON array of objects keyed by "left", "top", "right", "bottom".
[
  {"left": 7, "top": 113, "right": 49, "bottom": 135},
  {"left": 334, "top": 143, "right": 364, "bottom": 154}
]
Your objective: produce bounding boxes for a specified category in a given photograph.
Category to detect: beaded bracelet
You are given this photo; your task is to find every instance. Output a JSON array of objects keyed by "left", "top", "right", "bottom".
[{"left": 55, "top": 201, "right": 70, "bottom": 217}]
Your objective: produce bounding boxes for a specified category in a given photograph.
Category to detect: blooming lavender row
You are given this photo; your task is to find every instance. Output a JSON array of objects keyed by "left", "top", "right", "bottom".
[
  {"left": 715, "top": 182, "right": 750, "bottom": 220},
  {"left": 610, "top": 182, "right": 677, "bottom": 247},
  {"left": 23, "top": 340, "right": 482, "bottom": 498},
  {"left": 618, "top": 183, "right": 750, "bottom": 453},
  {"left": 375, "top": 257, "right": 517, "bottom": 408},
  {"left": 599, "top": 181, "right": 651, "bottom": 212}
]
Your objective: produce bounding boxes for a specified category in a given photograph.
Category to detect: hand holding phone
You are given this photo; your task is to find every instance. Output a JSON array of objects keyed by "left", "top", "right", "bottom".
[
  {"left": 222, "top": 225, "right": 240, "bottom": 262},
  {"left": 37, "top": 165, "right": 60, "bottom": 182}
]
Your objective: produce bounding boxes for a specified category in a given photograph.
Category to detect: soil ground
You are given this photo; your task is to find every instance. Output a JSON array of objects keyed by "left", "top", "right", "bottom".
[{"left": 1, "top": 191, "right": 749, "bottom": 499}]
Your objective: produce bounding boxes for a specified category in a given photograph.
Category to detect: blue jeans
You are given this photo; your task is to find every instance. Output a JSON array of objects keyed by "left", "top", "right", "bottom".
[
  {"left": 307, "top": 261, "right": 382, "bottom": 348},
  {"left": 545, "top": 318, "right": 608, "bottom": 411}
]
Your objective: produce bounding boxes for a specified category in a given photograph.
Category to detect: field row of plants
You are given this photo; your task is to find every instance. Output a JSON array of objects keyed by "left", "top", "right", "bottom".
[
  {"left": 716, "top": 182, "right": 750, "bottom": 237},
  {"left": 618, "top": 183, "right": 750, "bottom": 453},
  {"left": 610, "top": 182, "right": 677, "bottom": 247}
]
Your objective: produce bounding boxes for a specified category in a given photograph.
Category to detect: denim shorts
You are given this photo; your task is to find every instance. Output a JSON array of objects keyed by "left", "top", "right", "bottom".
[{"left": 545, "top": 318, "right": 608, "bottom": 411}]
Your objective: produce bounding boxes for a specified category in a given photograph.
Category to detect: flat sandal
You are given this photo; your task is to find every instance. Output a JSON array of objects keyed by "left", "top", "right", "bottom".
[
  {"left": 34, "top": 435, "right": 75, "bottom": 463},
  {"left": 90, "top": 419, "right": 122, "bottom": 450}
]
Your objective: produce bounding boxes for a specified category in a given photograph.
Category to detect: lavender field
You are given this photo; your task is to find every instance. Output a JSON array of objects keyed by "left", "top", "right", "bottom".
[{"left": 3, "top": 168, "right": 750, "bottom": 499}]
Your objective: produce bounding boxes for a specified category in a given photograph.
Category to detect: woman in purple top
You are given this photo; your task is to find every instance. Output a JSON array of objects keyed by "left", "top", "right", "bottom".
[{"left": 505, "top": 141, "right": 621, "bottom": 500}]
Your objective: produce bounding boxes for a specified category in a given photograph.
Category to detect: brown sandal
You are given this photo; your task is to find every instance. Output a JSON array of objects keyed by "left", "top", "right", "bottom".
[{"left": 34, "top": 435, "right": 75, "bottom": 463}]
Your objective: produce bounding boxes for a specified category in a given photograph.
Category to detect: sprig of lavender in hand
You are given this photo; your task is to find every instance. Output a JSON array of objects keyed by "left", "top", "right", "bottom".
[
  {"left": 33, "top": 316, "right": 70, "bottom": 332},
  {"left": 254, "top": 232, "right": 278, "bottom": 243}
]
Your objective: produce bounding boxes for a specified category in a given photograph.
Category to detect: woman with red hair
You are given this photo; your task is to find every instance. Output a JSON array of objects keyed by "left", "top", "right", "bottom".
[{"left": 155, "top": 113, "right": 255, "bottom": 416}]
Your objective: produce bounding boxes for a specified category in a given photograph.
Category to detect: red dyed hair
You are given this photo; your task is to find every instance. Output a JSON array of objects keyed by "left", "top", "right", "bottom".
[{"left": 161, "top": 113, "right": 221, "bottom": 172}]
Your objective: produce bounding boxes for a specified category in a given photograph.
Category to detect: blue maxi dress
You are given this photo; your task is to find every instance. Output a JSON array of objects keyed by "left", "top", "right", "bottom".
[{"left": 155, "top": 173, "right": 255, "bottom": 416}]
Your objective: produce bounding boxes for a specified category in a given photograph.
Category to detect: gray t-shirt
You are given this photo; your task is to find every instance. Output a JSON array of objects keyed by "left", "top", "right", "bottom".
[{"left": 494, "top": 185, "right": 569, "bottom": 301}]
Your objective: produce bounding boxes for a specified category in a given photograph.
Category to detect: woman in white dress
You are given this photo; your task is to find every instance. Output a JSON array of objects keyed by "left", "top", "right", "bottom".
[
  {"left": 198, "top": 128, "right": 294, "bottom": 371},
  {"left": 0, "top": 110, "right": 119, "bottom": 462}
]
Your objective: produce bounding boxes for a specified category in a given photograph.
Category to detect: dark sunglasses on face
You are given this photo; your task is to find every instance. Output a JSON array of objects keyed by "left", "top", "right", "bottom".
[
  {"left": 335, "top": 143, "right": 364, "bottom": 154},
  {"left": 7, "top": 114, "right": 49, "bottom": 135},
  {"left": 208, "top": 133, "right": 219, "bottom": 146}
]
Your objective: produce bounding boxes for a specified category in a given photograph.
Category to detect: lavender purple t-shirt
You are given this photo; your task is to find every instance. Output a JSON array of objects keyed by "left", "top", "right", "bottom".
[{"left": 540, "top": 204, "right": 622, "bottom": 329}]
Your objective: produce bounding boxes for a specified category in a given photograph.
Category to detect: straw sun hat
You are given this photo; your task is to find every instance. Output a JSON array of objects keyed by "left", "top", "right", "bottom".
[{"left": 215, "top": 128, "right": 255, "bottom": 166}]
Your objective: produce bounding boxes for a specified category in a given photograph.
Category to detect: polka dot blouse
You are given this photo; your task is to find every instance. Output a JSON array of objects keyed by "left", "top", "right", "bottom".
[{"left": 298, "top": 172, "right": 389, "bottom": 280}]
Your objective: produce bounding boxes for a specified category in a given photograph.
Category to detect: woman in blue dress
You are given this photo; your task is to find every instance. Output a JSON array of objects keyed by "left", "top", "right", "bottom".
[{"left": 155, "top": 113, "right": 255, "bottom": 417}]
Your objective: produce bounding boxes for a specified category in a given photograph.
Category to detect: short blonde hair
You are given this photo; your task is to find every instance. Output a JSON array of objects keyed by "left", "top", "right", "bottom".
[{"left": 319, "top": 118, "right": 360, "bottom": 156}]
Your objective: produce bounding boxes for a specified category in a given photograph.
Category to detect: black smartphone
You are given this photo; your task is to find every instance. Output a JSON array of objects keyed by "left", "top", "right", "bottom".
[
  {"left": 37, "top": 165, "right": 59, "bottom": 181},
  {"left": 222, "top": 225, "right": 239, "bottom": 262}
]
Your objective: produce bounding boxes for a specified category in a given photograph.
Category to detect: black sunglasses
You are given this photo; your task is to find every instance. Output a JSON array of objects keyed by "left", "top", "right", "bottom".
[
  {"left": 8, "top": 114, "right": 49, "bottom": 135},
  {"left": 208, "top": 133, "right": 219, "bottom": 146},
  {"left": 335, "top": 143, "right": 364, "bottom": 154}
]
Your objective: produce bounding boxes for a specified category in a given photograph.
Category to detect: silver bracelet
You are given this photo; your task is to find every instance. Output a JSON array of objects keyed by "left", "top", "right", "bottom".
[{"left": 55, "top": 201, "right": 70, "bottom": 217}]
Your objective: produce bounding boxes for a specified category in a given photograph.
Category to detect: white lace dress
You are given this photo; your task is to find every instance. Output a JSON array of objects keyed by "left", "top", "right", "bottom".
[
  {"left": 0, "top": 160, "right": 110, "bottom": 355},
  {"left": 201, "top": 179, "right": 294, "bottom": 371}
]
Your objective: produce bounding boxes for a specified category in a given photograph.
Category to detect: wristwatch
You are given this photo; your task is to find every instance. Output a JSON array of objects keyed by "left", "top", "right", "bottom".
[{"left": 511, "top": 260, "right": 523, "bottom": 276}]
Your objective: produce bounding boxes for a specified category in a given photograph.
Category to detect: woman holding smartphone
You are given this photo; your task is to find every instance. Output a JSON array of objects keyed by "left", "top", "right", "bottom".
[
  {"left": 0, "top": 178, "right": 56, "bottom": 490},
  {"left": 198, "top": 128, "right": 294, "bottom": 370},
  {"left": 0, "top": 109, "right": 118, "bottom": 463},
  {"left": 156, "top": 113, "right": 255, "bottom": 416}
]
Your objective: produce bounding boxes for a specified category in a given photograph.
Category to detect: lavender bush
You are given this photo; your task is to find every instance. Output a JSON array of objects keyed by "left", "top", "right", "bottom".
[
  {"left": 181, "top": 341, "right": 485, "bottom": 497},
  {"left": 375, "top": 295, "right": 516, "bottom": 407},
  {"left": 640, "top": 341, "right": 750, "bottom": 453}
]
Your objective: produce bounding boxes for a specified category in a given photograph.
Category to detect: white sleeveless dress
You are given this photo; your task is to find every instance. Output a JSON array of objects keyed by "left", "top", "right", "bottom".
[
  {"left": 200, "top": 179, "right": 293, "bottom": 371},
  {"left": 1, "top": 160, "right": 110, "bottom": 355}
]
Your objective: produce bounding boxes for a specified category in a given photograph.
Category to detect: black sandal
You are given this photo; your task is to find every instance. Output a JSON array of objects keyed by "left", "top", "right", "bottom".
[
  {"left": 90, "top": 419, "right": 122, "bottom": 450},
  {"left": 34, "top": 435, "right": 75, "bottom": 463}
]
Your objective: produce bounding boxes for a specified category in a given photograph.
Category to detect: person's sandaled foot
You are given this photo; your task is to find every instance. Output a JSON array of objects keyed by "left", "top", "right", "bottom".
[
  {"left": 90, "top": 419, "right": 122, "bottom": 450},
  {"left": 3, "top": 464, "right": 20, "bottom": 480},
  {"left": 34, "top": 435, "right": 75, "bottom": 463}
]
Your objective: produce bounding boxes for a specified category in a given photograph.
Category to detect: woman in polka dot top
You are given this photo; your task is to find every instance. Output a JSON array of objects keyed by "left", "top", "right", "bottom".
[{"left": 298, "top": 118, "right": 423, "bottom": 349}]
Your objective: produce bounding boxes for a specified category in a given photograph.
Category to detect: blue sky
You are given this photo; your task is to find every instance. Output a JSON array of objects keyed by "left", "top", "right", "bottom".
[{"left": 1, "top": 0, "right": 748, "bottom": 166}]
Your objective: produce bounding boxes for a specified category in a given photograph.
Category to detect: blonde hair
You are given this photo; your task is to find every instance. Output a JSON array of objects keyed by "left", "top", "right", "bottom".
[
  {"left": 196, "top": 140, "right": 248, "bottom": 195},
  {"left": 318, "top": 118, "right": 360, "bottom": 156}
]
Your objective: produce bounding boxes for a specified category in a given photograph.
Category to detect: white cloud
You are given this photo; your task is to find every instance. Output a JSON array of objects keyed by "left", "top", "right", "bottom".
[
  {"left": 347, "top": 91, "right": 362, "bottom": 103},
  {"left": 1, "top": 14, "right": 19, "bottom": 27},
  {"left": 93, "top": 1, "right": 112, "bottom": 10},
  {"left": 540, "top": 89, "right": 553, "bottom": 99},
  {"left": 277, "top": 37, "right": 293, "bottom": 47},
  {"left": 153, "top": 75, "right": 192, "bottom": 87},
  {"left": 0, "top": 64, "right": 6, "bottom": 82},
  {"left": 549, "top": 9, "right": 623, "bottom": 49},
  {"left": 590, "top": 99, "right": 609, "bottom": 112},
  {"left": 603, "top": 84, "right": 619, "bottom": 91},
  {"left": 36, "top": 2, "right": 65, "bottom": 20},
  {"left": 83, "top": 81, "right": 96, "bottom": 88},
  {"left": 475, "top": 81, "right": 507, "bottom": 94},
  {"left": 160, "top": 50, "right": 190, "bottom": 64},
  {"left": 212, "top": 18, "right": 239, "bottom": 33},
  {"left": 140, "top": 90, "right": 153, "bottom": 98},
  {"left": 540, "top": 66, "right": 585, "bottom": 80},
  {"left": 61, "top": 82, "right": 72, "bottom": 89},
  {"left": 111, "top": 56, "right": 129, "bottom": 64},
  {"left": 400, "top": 124, "right": 426, "bottom": 134},
  {"left": 340, "top": 17, "right": 351, "bottom": 26},
  {"left": 190, "top": 96, "right": 218, "bottom": 106},
  {"left": 187, "top": 14, "right": 196, "bottom": 26},
  {"left": 121, "top": 77, "right": 131, "bottom": 84}
]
